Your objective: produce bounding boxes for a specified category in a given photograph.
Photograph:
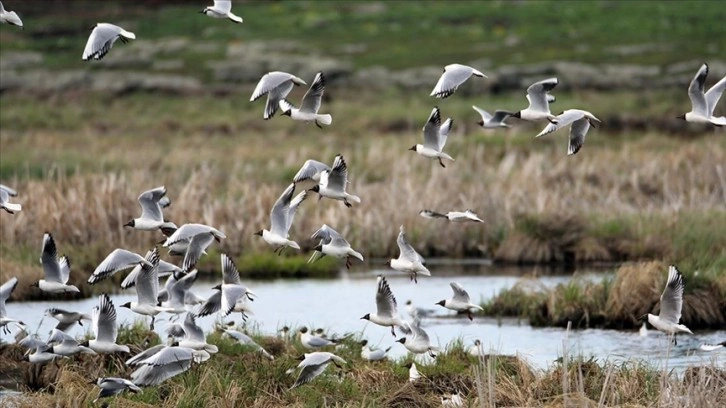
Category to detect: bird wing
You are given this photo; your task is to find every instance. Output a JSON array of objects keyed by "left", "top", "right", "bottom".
[
  {"left": 375, "top": 276, "right": 397, "bottom": 318},
  {"left": 491, "top": 110, "right": 513, "bottom": 123},
  {"left": 89, "top": 249, "right": 150, "bottom": 284},
  {"left": 526, "top": 77, "right": 558, "bottom": 112},
  {"left": 286, "top": 190, "right": 308, "bottom": 234},
  {"left": 137, "top": 186, "right": 166, "bottom": 222},
  {"left": 397, "top": 226, "right": 424, "bottom": 263},
  {"left": 430, "top": 64, "right": 473, "bottom": 98},
  {"left": 250, "top": 72, "right": 300, "bottom": 102},
  {"left": 221, "top": 285, "right": 247, "bottom": 316},
  {"left": 567, "top": 116, "right": 592, "bottom": 156},
  {"left": 293, "top": 160, "right": 330, "bottom": 184},
  {"left": 449, "top": 282, "right": 471, "bottom": 303},
  {"left": 408, "top": 317, "right": 430, "bottom": 345},
  {"left": 82, "top": 24, "right": 122, "bottom": 61},
  {"left": 126, "top": 344, "right": 166, "bottom": 366},
  {"left": 163, "top": 224, "right": 225, "bottom": 246},
  {"left": 270, "top": 183, "right": 295, "bottom": 237},
  {"left": 659, "top": 265, "right": 685, "bottom": 324},
  {"left": 182, "top": 233, "right": 215, "bottom": 272},
  {"left": 300, "top": 72, "right": 325, "bottom": 114},
  {"left": 135, "top": 249, "right": 160, "bottom": 305},
  {"left": 438, "top": 118, "right": 453, "bottom": 151},
  {"left": 93, "top": 294, "right": 118, "bottom": 343},
  {"left": 0, "top": 184, "right": 17, "bottom": 196},
  {"left": 221, "top": 254, "right": 241, "bottom": 285},
  {"left": 472, "top": 106, "right": 492, "bottom": 122},
  {"left": 324, "top": 155, "right": 349, "bottom": 192},
  {"left": 535, "top": 109, "right": 584, "bottom": 138},
  {"left": 197, "top": 291, "right": 222, "bottom": 317},
  {"left": 422, "top": 107, "right": 442, "bottom": 150},
  {"left": 213, "top": 0, "right": 232, "bottom": 14},
  {"left": 292, "top": 360, "right": 328, "bottom": 388},
  {"left": 182, "top": 313, "right": 206, "bottom": 342},
  {"left": 40, "top": 233, "right": 64, "bottom": 283},
  {"left": 688, "top": 63, "right": 709, "bottom": 116},
  {"left": 0, "top": 277, "right": 18, "bottom": 317},
  {"left": 705, "top": 74, "right": 726, "bottom": 117},
  {"left": 168, "top": 270, "right": 198, "bottom": 307}
]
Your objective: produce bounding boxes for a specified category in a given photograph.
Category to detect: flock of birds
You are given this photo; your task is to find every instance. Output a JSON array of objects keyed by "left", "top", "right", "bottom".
[{"left": 1, "top": 0, "right": 726, "bottom": 405}]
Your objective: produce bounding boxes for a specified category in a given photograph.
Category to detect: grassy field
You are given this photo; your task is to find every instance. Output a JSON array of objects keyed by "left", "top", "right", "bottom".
[{"left": 2, "top": 323, "right": 724, "bottom": 407}]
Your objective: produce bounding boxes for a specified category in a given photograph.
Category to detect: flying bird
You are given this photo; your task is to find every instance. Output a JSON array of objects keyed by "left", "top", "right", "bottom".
[
  {"left": 33, "top": 233, "right": 79, "bottom": 293},
  {"left": 85, "top": 293, "right": 129, "bottom": 354},
  {"left": 430, "top": 64, "right": 487, "bottom": 98},
  {"left": 197, "top": 254, "right": 256, "bottom": 318},
  {"left": 119, "top": 248, "right": 171, "bottom": 329},
  {"left": 124, "top": 186, "right": 176, "bottom": 234},
  {"left": 360, "top": 276, "right": 405, "bottom": 336},
  {"left": 290, "top": 352, "right": 346, "bottom": 389},
  {"left": 250, "top": 71, "right": 307, "bottom": 119},
  {"left": 0, "top": 184, "right": 21, "bottom": 214},
  {"left": 419, "top": 209, "right": 483, "bottom": 223},
  {"left": 409, "top": 107, "right": 454, "bottom": 168},
  {"left": 396, "top": 317, "right": 439, "bottom": 358},
  {"left": 677, "top": 63, "right": 726, "bottom": 126},
  {"left": 435, "top": 282, "right": 484, "bottom": 320},
  {"left": 166, "top": 313, "right": 219, "bottom": 354},
  {"left": 88, "top": 248, "right": 152, "bottom": 284},
  {"left": 386, "top": 225, "right": 430, "bottom": 283},
  {"left": 200, "top": 0, "right": 243, "bottom": 23},
  {"left": 291, "top": 159, "right": 332, "bottom": 191},
  {"left": 642, "top": 265, "right": 693, "bottom": 345},
  {"left": 92, "top": 378, "right": 141, "bottom": 403},
  {"left": 223, "top": 329, "right": 274, "bottom": 360},
  {"left": 44, "top": 308, "right": 91, "bottom": 332},
  {"left": 511, "top": 77, "right": 559, "bottom": 122},
  {"left": 254, "top": 183, "right": 307, "bottom": 254},
  {"left": 535, "top": 109, "right": 601, "bottom": 155},
  {"left": 308, "top": 224, "right": 364, "bottom": 269},
  {"left": 130, "top": 345, "right": 210, "bottom": 386},
  {"left": 472, "top": 106, "right": 512, "bottom": 128},
  {"left": 1, "top": 277, "right": 23, "bottom": 334},
  {"left": 309, "top": 154, "right": 361, "bottom": 207},
  {"left": 82, "top": 23, "right": 136, "bottom": 61},
  {"left": 279, "top": 71, "right": 332, "bottom": 127}
]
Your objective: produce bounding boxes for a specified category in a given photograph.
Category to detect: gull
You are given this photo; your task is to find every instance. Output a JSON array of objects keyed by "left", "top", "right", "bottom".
[
  {"left": 430, "top": 64, "right": 487, "bottom": 98},
  {"left": 15, "top": 328, "right": 45, "bottom": 350},
  {"left": 130, "top": 344, "right": 210, "bottom": 387},
  {"left": 162, "top": 223, "right": 225, "bottom": 270},
  {"left": 298, "top": 327, "right": 337, "bottom": 350},
  {"left": 223, "top": 329, "right": 274, "bottom": 360},
  {"left": 419, "top": 209, "right": 483, "bottom": 223},
  {"left": 44, "top": 308, "right": 91, "bottom": 332},
  {"left": 386, "top": 225, "right": 431, "bottom": 283},
  {"left": 436, "top": 282, "right": 483, "bottom": 320},
  {"left": 82, "top": 23, "right": 136, "bottom": 61},
  {"left": 255, "top": 183, "right": 307, "bottom": 254},
  {"left": 126, "top": 343, "right": 168, "bottom": 366},
  {"left": 309, "top": 154, "right": 361, "bottom": 207},
  {"left": 360, "top": 340, "right": 391, "bottom": 361},
  {"left": 156, "top": 269, "right": 205, "bottom": 307},
  {"left": 27, "top": 344, "right": 65, "bottom": 364},
  {"left": 84, "top": 293, "right": 129, "bottom": 354},
  {"left": 291, "top": 159, "right": 331, "bottom": 191},
  {"left": 396, "top": 317, "right": 439, "bottom": 358},
  {"left": 468, "top": 339, "right": 484, "bottom": 357},
  {"left": 409, "top": 107, "right": 454, "bottom": 168},
  {"left": 472, "top": 106, "right": 512, "bottom": 128},
  {"left": 1, "top": 277, "right": 24, "bottom": 334},
  {"left": 47, "top": 329, "right": 96, "bottom": 356},
  {"left": 88, "top": 248, "right": 152, "bottom": 284},
  {"left": 0, "top": 2, "right": 22, "bottom": 28},
  {"left": 250, "top": 71, "right": 307, "bottom": 119},
  {"left": 308, "top": 224, "right": 364, "bottom": 269},
  {"left": 677, "top": 63, "right": 726, "bottom": 126},
  {"left": 197, "top": 254, "right": 256, "bottom": 318},
  {"left": 120, "top": 249, "right": 171, "bottom": 329},
  {"left": 535, "top": 109, "right": 601, "bottom": 156},
  {"left": 200, "top": 0, "right": 243, "bottom": 24},
  {"left": 162, "top": 223, "right": 226, "bottom": 250},
  {"left": 166, "top": 313, "right": 219, "bottom": 354},
  {"left": 0, "top": 184, "right": 21, "bottom": 214},
  {"left": 280, "top": 71, "right": 332, "bottom": 128},
  {"left": 290, "top": 351, "right": 346, "bottom": 389},
  {"left": 33, "top": 233, "right": 79, "bottom": 293},
  {"left": 92, "top": 378, "right": 141, "bottom": 403},
  {"left": 124, "top": 186, "right": 176, "bottom": 234},
  {"left": 405, "top": 299, "right": 435, "bottom": 319},
  {"left": 700, "top": 341, "right": 726, "bottom": 351},
  {"left": 161, "top": 270, "right": 200, "bottom": 314},
  {"left": 511, "top": 77, "right": 559, "bottom": 122},
  {"left": 361, "top": 276, "right": 405, "bottom": 336},
  {"left": 441, "top": 393, "right": 465, "bottom": 407},
  {"left": 642, "top": 265, "right": 693, "bottom": 345},
  {"left": 408, "top": 362, "right": 421, "bottom": 383},
  {"left": 120, "top": 251, "right": 181, "bottom": 290}
]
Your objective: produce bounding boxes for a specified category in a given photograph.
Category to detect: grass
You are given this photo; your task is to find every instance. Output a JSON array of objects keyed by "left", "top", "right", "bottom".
[{"left": 2, "top": 323, "right": 724, "bottom": 407}]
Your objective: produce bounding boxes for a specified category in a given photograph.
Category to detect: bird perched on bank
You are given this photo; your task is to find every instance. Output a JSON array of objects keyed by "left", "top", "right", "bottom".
[
  {"left": 360, "top": 340, "right": 391, "bottom": 361},
  {"left": 386, "top": 225, "right": 430, "bottom": 283},
  {"left": 441, "top": 393, "right": 465, "bottom": 407},
  {"left": 535, "top": 109, "right": 601, "bottom": 155},
  {"left": 290, "top": 352, "right": 347, "bottom": 389},
  {"left": 308, "top": 224, "right": 364, "bottom": 269},
  {"left": 298, "top": 327, "right": 337, "bottom": 349},
  {"left": 255, "top": 183, "right": 307, "bottom": 254},
  {"left": 82, "top": 23, "right": 135, "bottom": 61},
  {"left": 279, "top": 71, "right": 332, "bottom": 128},
  {"left": 436, "top": 282, "right": 483, "bottom": 320},
  {"left": 91, "top": 378, "right": 141, "bottom": 403},
  {"left": 468, "top": 339, "right": 484, "bottom": 357},
  {"left": 124, "top": 186, "right": 176, "bottom": 234},
  {"left": 309, "top": 154, "right": 361, "bottom": 208},
  {"left": 33, "top": 233, "right": 79, "bottom": 294},
  {"left": 677, "top": 63, "right": 726, "bottom": 126},
  {"left": 472, "top": 106, "right": 512, "bottom": 128},
  {"left": 361, "top": 276, "right": 405, "bottom": 336},
  {"left": 419, "top": 209, "right": 483, "bottom": 223},
  {"left": 200, "top": 0, "right": 243, "bottom": 23},
  {"left": 408, "top": 362, "right": 421, "bottom": 383},
  {"left": 511, "top": 77, "right": 559, "bottom": 122},
  {"left": 405, "top": 299, "right": 435, "bottom": 319},
  {"left": 0, "top": 2, "right": 23, "bottom": 28},
  {"left": 642, "top": 265, "right": 693, "bottom": 345},
  {"left": 430, "top": 64, "right": 487, "bottom": 98},
  {"left": 409, "top": 107, "right": 454, "bottom": 168},
  {"left": 0, "top": 184, "right": 21, "bottom": 214},
  {"left": 250, "top": 71, "right": 307, "bottom": 119}
]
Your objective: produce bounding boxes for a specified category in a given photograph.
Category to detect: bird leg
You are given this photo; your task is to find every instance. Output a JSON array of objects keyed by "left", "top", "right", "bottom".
[
  {"left": 149, "top": 316, "right": 155, "bottom": 331},
  {"left": 345, "top": 258, "right": 351, "bottom": 270},
  {"left": 390, "top": 326, "right": 396, "bottom": 337},
  {"left": 438, "top": 158, "right": 445, "bottom": 168},
  {"left": 315, "top": 120, "right": 322, "bottom": 129},
  {"left": 468, "top": 312, "right": 473, "bottom": 321},
  {"left": 344, "top": 199, "right": 352, "bottom": 208},
  {"left": 429, "top": 350, "right": 437, "bottom": 359}
]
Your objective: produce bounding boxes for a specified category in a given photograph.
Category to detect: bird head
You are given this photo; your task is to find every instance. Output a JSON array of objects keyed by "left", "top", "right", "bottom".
[
  {"left": 282, "top": 109, "right": 292, "bottom": 117},
  {"left": 296, "top": 354, "right": 306, "bottom": 361},
  {"left": 384, "top": 260, "right": 391, "bottom": 267},
  {"left": 124, "top": 220, "right": 135, "bottom": 228},
  {"left": 408, "top": 145, "right": 417, "bottom": 152},
  {"left": 29, "top": 281, "right": 39, "bottom": 288},
  {"left": 396, "top": 338, "right": 407, "bottom": 344},
  {"left": 308, "top": 185, "right": 320, "bottom": 193},
  {"left": 435, "top": 300, "right": 446, "bottom": 307},
  {"left": 360, "top": 313, "right": 371, "bottom": 321},
  {"left": 638, "top": 314, "right": 648, "bottom": 322},
  {"left": 80, "top": 340, "right": 90, "bottom": 347},
  {"left": 511, "top": 111, "right": 522, "bottom": 119},
  {"left": 477, "top": 120, "right": 484, "bottom": 127},
  {"left": 298, "top": 327, "right": 308, "bottom": 334},
  {"left": 120, "top": 302, "right": 131, "bottom": 309},
  {"left": 200, "top": 7, "right": 209, "bottom": 14},
  {"left": 676, "top": 114, "right": 686, "bottom": 120},
  {"left": 314, "top": 244, "right": 323, "bottom": 252},
  {"left": 211, "top": 284, "right": 222, "bottom": 290},
  {"left": 253, "top": 229, "right": 263, "bottom": 237},
  {"left": 360, "top": 340, "right": 368, "bottom": 346}
]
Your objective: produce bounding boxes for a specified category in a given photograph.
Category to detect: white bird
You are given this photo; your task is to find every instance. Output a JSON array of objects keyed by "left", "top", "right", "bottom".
[
  {"left": 291, "top": 159, "right": 331, "bottom": 191},
  {"left": 197, "top": 254, "right": 256, "bottom": 318},
  {"left": 161, "top": 270, "right": 200, "bottom": 314},
  {"left": 360, "top": 340, "right": 391, "bottom": 361},
  {"left": 396, "top": 318, "right": 439, "bottom": 358},
  {"left": 123, "top": 186, "right": 176, "bottom": 234},
  {"left": 468, "top": 339, "right": 484, "bottom": 357},
  {"left": 44, "top": 308, "right": 91, "bottom": 332},
  {"left": 82, "top": 23, "right": 136, "bottom": 61},
  {"left": 678, "top": 63, "right": 726, "bottom": 126},
  {"left": 162, "top": 223, "right": 226, "bottom": 250},
  {"left": 33, "top": 233, "right": 79, "bottom": 293},
  {"left": 166, "top": 313, "right": 219, "bottom": 354},
  {"left": 644, "top": 265, "right": 693, "bottom": 344},
  {"left": 387, "top": 225, "right": 431, "bottom": 283},
  {"left": 699, "top": 341, "right": 726, "bottom": 351},
  {"left": 27, "top": 344, "right": 65, "bottom": 364},
  {"left": 408, "top": 362, "right": 421, "bottom": 383},
  {"left": 405, "top": 299, "right": 435, "bottom": 319},
  {"left": 92, "top": 378, "right": 141, "bottom": 403},
  {"left": 255, "top": 183, "right": 307, "bottom": 254},
  {"left": 280, "top": 71, "right": 332, "bottom": 127},
  {"left": 308, "top": 224, "right": 364, "bottom": 269},
  {"left": 0, "top": 2, "right": 22, "bottom": 28},
  {"left": 223, "top": 329, "right": 274, "bottom": 360},
  {"left": 181, "top": 230, "right": 221, "bottom": 272},
  {"left": 419, "top": 209, "right": 483, "bottom": 223},
  {"left": 126, "top": 343, "right": 167, "bottom": 366},
  {"left": 309, "top": 154, "right": 361, "bottom": 207},
  {"left": 250, "top": 71, "right": 307, "bottom": 119},
  {"left": 535, "top": 109, "right": 601, "bottom": 155},
  {"left": 1, "top": 277, "right": 24, "bottom": 334},
  {"left": 430, "top": 64, "right": 487, "bottom": 98},
  {"left": 119, "top": 249, "right": 171, "bottom": 329},
  {"left": 472, "top": 106, "right": 513, "bottom": 128},
  {"left": 360, "top": 276, "right": 405, "bottom": 336},
  {"left": 85, "top": 293, "right": 129, "bottom": 354},
  {"left": 88, "top": 248, "right": 152, "bottom": 284},
  {"left": 0, "top": 184, "right": 21, "bottom": 214},
  {"left": 409, "top": 107, "right": 454, "bottom": 168},
  {"left": 298, "top": 327, "right": 337, "bottom": 350},
  {"left": 441, "top": 393, "right": 465, "bottom": 407},
  {"left": 130, "top": 345, "right": 210, "bottom": 386},
  {"left": 120, "top": 251, "right": 181, "bottom": 290},
  {"left": 200, "top": 0, "right": 243, "bottom": 24},
  {"left": 47, "top": 329, "right": 96, "bottom": 356},
  {"left": 290, "top": 351, "right": 346, "bottom": 389},
  {"left": 436, "top": 282, "right": 483, "bottom": 320},
  {"left": 511, "top": 77, "right": 559, "bottom": 122}
]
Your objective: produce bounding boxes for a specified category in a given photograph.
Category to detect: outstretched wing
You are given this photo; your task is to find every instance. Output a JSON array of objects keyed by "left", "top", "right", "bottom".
[{"left": 300, "top": 72, "right": 325, "bottom": 114}]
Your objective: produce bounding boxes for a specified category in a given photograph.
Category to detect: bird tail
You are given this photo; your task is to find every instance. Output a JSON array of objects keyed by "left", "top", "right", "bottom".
[
  {"left": 315, "top": 114, "right": 333, "bottom": 125},
  {"left": 228, "top": 13, "right": 244, "bottom": 23},
  {"left": 120, "top": 30, "right": 136, "bottom": 40},
  {"left": 676, "top": 324, "right": 693, "bottom": 335},
  {"left": 439, "top": 152, "right": 454, "bottom": 161},
  {"left": 288, "top": 241, "right": 301, "bottom": 250},
  {"left": 204, "top": 344, "right": 219, "bottom": 354},
  {"left": 346, "top": 194, "right": 361, "bottom": 204},
  {"left": 349, "top": 250, "right": 364, "bottom": 262},
  {"left": 2, "top": 202, "right": 21, "bottom": 213}
]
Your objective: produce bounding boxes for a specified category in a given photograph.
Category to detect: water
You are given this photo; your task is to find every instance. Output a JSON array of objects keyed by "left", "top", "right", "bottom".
[{"left": 3, "top": 264, "right": 724, "bottom": 371}]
